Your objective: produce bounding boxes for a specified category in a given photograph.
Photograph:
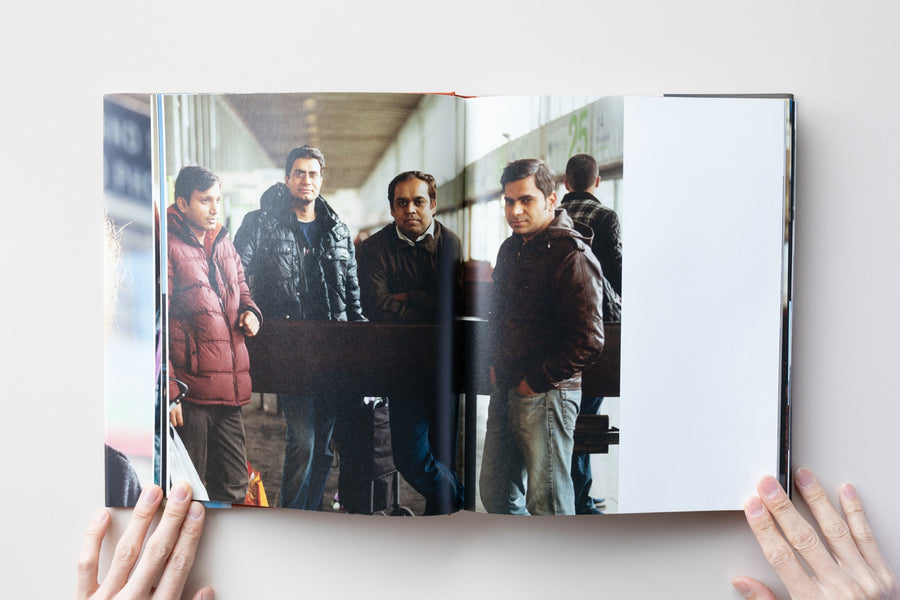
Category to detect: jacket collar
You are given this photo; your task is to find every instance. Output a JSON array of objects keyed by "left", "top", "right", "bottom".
[
  {"left": 166, "top": 204, "right": 226, "bottom": 250},
  {"left": 561, "top": 190, "right": 599, "bottom": 203},
  {"left": 263, "top": 182, "right": 338, "bottom": 231},
  {"left": 515, "top": 208, "right": 593, "bottom": 248}
]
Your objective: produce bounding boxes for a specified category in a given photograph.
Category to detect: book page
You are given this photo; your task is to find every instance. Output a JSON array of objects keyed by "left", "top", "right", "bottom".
[
  {"left": 463, "top": 94, "right": 789, "bottom": 514},
  {"left": 103, "top": 95, "right": 158, "bottom": 507},
  {"left": 618, "top": 96, "right": 790, "bottom": 513},
  {"left": 152, "top": 92, "right": 468, "bottom": 513}
]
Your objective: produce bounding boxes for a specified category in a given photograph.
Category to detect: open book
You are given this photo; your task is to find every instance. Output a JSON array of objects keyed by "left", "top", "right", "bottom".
[{"left": 103, "top": 92, "right": 794, "bottom": 515}]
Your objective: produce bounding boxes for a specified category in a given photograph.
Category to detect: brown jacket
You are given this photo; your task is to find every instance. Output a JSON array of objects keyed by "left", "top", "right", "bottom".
[{"left": 490, "top": 209, "right": 605, "bottom": 393}]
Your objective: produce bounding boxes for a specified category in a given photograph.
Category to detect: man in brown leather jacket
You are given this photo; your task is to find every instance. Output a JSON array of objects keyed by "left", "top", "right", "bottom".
[{"left": 479, "top": 159, "right": 605, "bottom": 515}]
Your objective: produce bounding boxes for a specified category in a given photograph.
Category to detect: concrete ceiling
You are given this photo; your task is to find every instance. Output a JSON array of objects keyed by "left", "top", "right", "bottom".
[{"left": 223, "top": 93, "right": 423, "bottom": 191}]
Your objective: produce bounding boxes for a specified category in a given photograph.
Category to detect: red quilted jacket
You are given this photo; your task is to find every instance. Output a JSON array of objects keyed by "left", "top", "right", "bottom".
[{"left": 166, "top": 205, "right": 261, "bottom": 406}]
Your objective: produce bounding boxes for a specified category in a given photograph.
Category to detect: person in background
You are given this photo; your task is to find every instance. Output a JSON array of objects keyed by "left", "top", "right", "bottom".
[{"left": 560, "top": 152, "right": 623, "bottom": 515}]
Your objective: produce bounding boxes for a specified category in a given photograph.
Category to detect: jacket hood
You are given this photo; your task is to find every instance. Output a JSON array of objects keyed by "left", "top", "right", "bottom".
[{"left": 532, "top": 208, "right": 594, "bottom": 247}]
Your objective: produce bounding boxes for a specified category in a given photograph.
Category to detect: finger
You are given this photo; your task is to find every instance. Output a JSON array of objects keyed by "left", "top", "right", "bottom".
[
  {"left": 96, "top": 484, "right": 164, "bottom": 595},
  {"left": 153, "top": 501, "right": 207, "bottom": 599},
  {"left": 793, "top": 469, "right": 869, "bottom": 573},
  {"left": 743, "top": 495, "right": 820, "bottom": 599},
  {"left": 191, "top": 586, "right": 215, "bottom": 600},
  {"left": 758, "top": 475, "right": 841, "bottom": 578},
  {"left": 731, "top": 576, "right": 778, "bottom": 600},
  {"left": 120, "top": 482, "right": 194, "bottom": 596},
  {"left": 840, "top": 483, "right": 899, "bottom": 596},
  {"left": 76, "top": 509, "right": 111, "bottom": 599}
]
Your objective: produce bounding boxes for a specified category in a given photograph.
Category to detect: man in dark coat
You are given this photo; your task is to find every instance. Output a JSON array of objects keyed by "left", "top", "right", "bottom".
[
  {"left": 167, "top": 165, "right": 261, "bottom": 503},
  {"left": 357, "top": 171, "right": 464, "bottom": 515},
  {"left": 234, "top": 146, "right": 364, "bottom": 511}
]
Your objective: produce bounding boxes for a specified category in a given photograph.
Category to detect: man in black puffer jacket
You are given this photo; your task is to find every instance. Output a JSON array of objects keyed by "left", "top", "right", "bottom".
[{"left": 234, "top": 146, "right": 365, "bottom": 511}]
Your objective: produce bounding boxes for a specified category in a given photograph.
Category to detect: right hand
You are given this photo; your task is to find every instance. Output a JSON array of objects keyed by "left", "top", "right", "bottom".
[
  {"left": 733, "top": 469, "right": 897, "bottom": 599},
  {"left": 170, "top": 404, "right": 183, "bottom": 427}
]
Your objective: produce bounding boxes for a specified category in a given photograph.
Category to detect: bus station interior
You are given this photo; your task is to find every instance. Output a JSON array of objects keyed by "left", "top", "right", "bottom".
[{"left": 104, "top": 92, "right": 625, "bottom": 514}]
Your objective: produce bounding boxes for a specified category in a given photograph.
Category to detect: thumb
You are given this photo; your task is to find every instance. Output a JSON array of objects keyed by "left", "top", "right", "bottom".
[{"left": 732, "top": 577, "right": 778, "bottom": 600}]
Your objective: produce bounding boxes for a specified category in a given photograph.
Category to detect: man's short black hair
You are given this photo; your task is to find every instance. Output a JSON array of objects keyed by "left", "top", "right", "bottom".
[
  {"left": 174, "top": 165, "right": 220, "bottom": 204},
  {"left": 387, "top": 171, "right": 437, "bottom": 208},
  {"left": 565, "top": 153, "right": 599, "bottom": 192},
  {"left": 500, "top": 159, "right": 556, "bottom": 198},
  {"left": 284, "top": 145, "right": 326, "bottom": 177}
]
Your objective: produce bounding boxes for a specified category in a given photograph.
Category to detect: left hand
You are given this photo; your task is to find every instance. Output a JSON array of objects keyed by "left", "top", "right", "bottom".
[
  {"left": 238, "top": 311, "right": 259, "bottom": 337},
  {"left": 733, "top": 469, "right": 897, "bottom": 599},
  {"left": 76, "top": 482, "right": 212, "bottom": 599}
]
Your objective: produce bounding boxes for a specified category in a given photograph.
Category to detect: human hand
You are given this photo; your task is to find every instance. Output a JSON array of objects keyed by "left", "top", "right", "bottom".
[
  {"left": 516, "top": 379, "right": 535, "bottom": 396},
  {"left": 238, "top": 311, "right": 259, "bottom": 337},
  {"left": 170, "top": 403, "right": 183, "bottom": 427},
  {"left": 77, "top": 482, "right": 213, "bottom": 599},
  {"left": 733, "top": 469, "right": 897, "bottom": 599}
]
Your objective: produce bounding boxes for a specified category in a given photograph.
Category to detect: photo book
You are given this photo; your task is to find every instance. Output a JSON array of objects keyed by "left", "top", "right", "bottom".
[{"left": 103, "top": 92, "right": 794, "bottom": 516}]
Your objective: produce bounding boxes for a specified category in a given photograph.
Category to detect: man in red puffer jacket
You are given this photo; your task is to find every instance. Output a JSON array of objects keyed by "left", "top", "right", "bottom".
[{"left": 167, "top": 165, "right": 262, "bottom": 503}]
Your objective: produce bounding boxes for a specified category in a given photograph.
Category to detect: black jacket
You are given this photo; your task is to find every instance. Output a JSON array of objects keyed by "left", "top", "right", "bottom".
[
  {"left": 357, "top": 220, "right": 462, "bottom": 323},
  {"left": 491, "top": 209, "right": 605, "bottom": 393},
  {"left": 234, "top": 183, "right": 364, "bottom": 322}
]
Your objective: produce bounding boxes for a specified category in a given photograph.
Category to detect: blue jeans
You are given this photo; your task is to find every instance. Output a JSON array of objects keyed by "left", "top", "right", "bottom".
[
  {"left": 279, "top": 393, "right": 336, "bottom": 510},
  {"left": 572, "top": 396, "right": 604, "bottom": 513},
  {"left": 389, "top": 393, "right": 463, "bottom": 515},
  {"left": 479, "top": 386, "right": 579, "bottom": 515}
]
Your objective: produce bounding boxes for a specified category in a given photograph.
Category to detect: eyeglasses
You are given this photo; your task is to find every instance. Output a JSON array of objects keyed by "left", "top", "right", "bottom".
[{"left": 291, "top": 170, "right": 322, "bottom": 182}]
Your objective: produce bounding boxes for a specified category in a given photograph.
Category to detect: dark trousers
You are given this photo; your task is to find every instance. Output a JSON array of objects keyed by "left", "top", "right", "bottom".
[
  {"left": 571, "top": 396, "right": 603, "bottom": 514},
  {"left": 178, "top": 402, "right": 248, "bottom": 503},
  {"left": 389, "top": 393, "right": 463, "bottom": 515},
  {"left": 279, "top": 393, "right": 337, "bottom": 511}
]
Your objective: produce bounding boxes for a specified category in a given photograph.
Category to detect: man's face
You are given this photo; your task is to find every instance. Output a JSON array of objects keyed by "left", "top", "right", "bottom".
[
  {"left": 285, "top": 157, "right": 323, "bottom": 204},
  {"left": 177, "top": 182, "right": 222, "bottom": 239},
  {"left": 390, "top": 178, "right": 436, "bottom": 239},
  {"left": 503, "top": 175, "right": 557, "bottom": 242}
]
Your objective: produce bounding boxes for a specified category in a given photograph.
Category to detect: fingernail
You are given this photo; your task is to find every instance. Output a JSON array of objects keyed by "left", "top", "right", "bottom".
[
  {"left": 188, "top": 501, "right": 205, "bottom": 520},
  {"left": 842, "top": 483, "right": 858, "bottom": 500},
  {"left": 759, "top": 476, "right": 782, "bottom": 499},
  {"left": 140, "top": 484, "right": 162, "bottom": 506},
  {"left": 732, "top": 579, "right": 752, "bottom": 598},
  {"left": 746, "top": 496, "right": 766, "bottom": 517},
  {"left": 172, "top": 482, "right": 191, "bottom": 502},
  {"left": 94, "top": 508, "right": 110, "bottom": 522},
  {"left": 795, "top": 468, "right": 816, "bottom": 489},
  {"left": 198, "top": 588, "right": 215, "bottom": 600}
]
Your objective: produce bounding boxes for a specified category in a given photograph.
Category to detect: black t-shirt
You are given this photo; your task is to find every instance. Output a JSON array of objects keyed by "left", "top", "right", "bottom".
[{"left": 292, "top": 217, "right": 329, "bottom": 320}]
